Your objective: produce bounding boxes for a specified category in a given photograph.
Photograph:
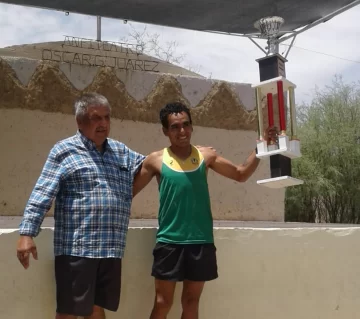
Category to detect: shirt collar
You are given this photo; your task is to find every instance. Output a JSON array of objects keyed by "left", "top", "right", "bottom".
[{"left": 76, "top": 130, "right": 111, "bottom": 152}]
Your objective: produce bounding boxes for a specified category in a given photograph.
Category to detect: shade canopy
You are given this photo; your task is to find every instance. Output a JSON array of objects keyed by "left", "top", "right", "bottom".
[{"left": 1, "top": 0, "right": 359, "bottom": 36}]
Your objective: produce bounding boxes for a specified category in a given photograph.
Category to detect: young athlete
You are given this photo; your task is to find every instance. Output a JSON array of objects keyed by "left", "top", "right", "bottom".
[{"left": 133, "top": 102, "right": 277, "bottom": 319}]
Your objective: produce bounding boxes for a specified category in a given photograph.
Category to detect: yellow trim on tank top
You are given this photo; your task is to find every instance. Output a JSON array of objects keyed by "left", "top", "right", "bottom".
[{"left": 163, "top": 145, "right": 204, "bottom": 172}]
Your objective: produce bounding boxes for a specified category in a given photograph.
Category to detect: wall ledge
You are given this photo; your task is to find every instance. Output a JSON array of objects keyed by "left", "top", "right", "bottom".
[{"left": 2, "top": 216, "right": 360, "bottom": 232}]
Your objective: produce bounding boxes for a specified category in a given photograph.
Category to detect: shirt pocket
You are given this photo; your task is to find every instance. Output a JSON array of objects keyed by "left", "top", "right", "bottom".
[
  {"left": 105, "top": 165, "right": 132, "bottom": 198},
  {"left": 65, "top": 166, "right": 100, "bottom": 192}
]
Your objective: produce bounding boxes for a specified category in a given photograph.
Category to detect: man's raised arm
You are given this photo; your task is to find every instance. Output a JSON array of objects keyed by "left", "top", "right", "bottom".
[
  {"left": 206, "top": 126, "right": 278, "bottom": 183},
  {"left": 208, "top": 149, "right": 259, "bottom": 182}
]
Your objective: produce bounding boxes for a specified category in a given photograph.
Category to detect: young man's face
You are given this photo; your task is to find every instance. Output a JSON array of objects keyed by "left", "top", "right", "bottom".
[
  {"left": 77, "top": 105, "right": 111, "bottom": 147},
  {"left": 163, "top": 112, "right": 193, "bottom": 147}
]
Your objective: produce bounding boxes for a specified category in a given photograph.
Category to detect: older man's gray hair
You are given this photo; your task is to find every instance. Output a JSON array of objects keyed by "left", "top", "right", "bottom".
[{"left": 74, "top": 93, "right": 111, "bottom": 120}]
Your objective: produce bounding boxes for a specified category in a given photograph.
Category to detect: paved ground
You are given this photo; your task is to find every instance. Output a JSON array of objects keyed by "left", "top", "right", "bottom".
[{"left": 1, "top": 216, "right": 359, "bottom": 229}]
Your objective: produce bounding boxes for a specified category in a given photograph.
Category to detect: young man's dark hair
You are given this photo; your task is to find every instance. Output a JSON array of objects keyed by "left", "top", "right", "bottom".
[{"left": 159, "top": 102, "right": 192, "bottom": 129}]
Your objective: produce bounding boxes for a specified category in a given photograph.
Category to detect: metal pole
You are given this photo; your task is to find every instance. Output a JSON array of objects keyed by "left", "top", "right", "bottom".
[
  {"left": 248, "top": 37, "right": 267, "bottom": 55},
  {"left": 97, "top": 16, "right": 101, "bottom": 41},
  {"left": 268, "top": 38, "right": 279, "bottom": 55},
  {"left": 278, "top": 0, "right": 360, "bottom": 44}
]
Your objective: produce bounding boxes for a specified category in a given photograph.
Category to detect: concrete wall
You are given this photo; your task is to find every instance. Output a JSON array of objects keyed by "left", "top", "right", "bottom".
[
  {"left": 2, "top": 225, "right": 360, "bottom": 319},
  {"left": 0, "top": 54, "right": 284, "bottom": 221},
  {"left": 0, "top": 108, "right": 282, "bottom": 220}
]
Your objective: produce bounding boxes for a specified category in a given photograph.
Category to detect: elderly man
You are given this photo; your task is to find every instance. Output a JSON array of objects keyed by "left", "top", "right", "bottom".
[{"left": 16, "top": 93, "right": 145, "bottom": 319}]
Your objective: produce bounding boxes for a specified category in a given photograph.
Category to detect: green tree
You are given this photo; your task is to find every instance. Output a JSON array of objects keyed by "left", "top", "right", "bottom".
[{"left": 285, "top": 77, "right": 360, "bottom": 223}]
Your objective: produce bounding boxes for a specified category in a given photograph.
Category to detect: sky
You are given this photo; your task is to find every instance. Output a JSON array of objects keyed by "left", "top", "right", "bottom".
[{"left": 0, "top": 3, "right": 360, "bottom": 105}]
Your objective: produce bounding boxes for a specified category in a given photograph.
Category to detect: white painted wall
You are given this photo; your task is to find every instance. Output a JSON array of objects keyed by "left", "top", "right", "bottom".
[{"left": 1, "top": 225, "right": 359, "bottom": 319}]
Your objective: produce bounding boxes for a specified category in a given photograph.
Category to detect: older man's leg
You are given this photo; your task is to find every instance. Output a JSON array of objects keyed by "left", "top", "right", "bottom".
[
  {"left": 55, "top": 256, "right": 99, "bottom": 318},
  {"left": 93, "top": 258, "right": 122, "bottom": 317}
]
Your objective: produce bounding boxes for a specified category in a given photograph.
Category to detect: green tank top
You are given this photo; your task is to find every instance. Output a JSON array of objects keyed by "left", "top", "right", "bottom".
[{"left": 156, "top": 145, "right": 214, "bottom": 244}]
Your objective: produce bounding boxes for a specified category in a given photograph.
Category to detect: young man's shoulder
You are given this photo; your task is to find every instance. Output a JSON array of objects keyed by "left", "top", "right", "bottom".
[
  {"left": 146, "top": 149, "right": 164, "bottom": 163},
  {"left": 195, "top": 145, "right": 217, "bottom": 163},
  {"left": 148, "top": 149, "right": 164, "bottom": 157},
  {"left": 139, "top": 150, "right": 163, "bottom": 172}
]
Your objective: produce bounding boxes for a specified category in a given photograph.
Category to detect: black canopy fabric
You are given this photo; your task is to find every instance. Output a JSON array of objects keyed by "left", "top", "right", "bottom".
[{"left": 0, "top": 0, "right": 358, "bottom": 35}]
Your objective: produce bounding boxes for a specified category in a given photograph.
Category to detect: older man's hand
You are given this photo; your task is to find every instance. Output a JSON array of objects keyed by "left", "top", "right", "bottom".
[{"left": 17, "top": 236, "right": 38, "bottom": 269}]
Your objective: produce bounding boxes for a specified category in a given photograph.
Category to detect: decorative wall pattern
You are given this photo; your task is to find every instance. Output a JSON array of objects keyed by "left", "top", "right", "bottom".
[{"left": 0, "top": 56, "right": 265, "bottom": 131}]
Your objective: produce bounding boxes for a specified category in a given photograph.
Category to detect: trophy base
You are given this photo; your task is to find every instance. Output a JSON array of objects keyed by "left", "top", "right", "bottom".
[
  {"left": 256, "top": 147, "right": 300, "bottom": 159},
  {"left": 256, "top": 137, "right": 301, "bottom": 159},
  {"left": 257, "top": 176, "right": 304, "bottom": 188}
]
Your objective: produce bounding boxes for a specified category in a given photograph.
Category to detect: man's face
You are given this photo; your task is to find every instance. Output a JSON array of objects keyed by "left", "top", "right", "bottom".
[
  {"left": 77, "top": 105, "right": 110, "bottom": 147},
  {"left": 163, "top": 112, "right": 193, "bottom": 147}
]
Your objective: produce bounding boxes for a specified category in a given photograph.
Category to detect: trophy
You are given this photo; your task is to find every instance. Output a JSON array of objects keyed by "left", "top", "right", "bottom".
[{"left": 252, "top": 76, "right": 304, "bottom": 188}]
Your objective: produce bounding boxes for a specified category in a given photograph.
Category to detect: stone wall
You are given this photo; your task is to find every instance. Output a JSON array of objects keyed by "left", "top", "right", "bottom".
[{"left": 0, "top": 54, "right": 284, "bottom": 221}]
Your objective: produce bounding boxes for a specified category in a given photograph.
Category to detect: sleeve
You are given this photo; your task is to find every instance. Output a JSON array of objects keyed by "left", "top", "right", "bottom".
[
  {"left": 129, "top": 148, "right": 146, "bottom": 178},
  {"left": 19, "top": 145, "right": 65, "bottom": 237}
]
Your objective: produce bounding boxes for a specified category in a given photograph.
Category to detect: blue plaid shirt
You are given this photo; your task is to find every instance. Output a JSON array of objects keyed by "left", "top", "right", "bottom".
[{"left": 19, "top": 131, "right": 145, "bottom": 258}]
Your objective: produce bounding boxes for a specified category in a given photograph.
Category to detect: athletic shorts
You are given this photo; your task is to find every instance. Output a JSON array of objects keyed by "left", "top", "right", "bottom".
[
  {"left": 55, "top": 255, "right": 122, "bottom": 317},
  {"left": 151, "top": 242, "right": 218, "bottom": 282}
]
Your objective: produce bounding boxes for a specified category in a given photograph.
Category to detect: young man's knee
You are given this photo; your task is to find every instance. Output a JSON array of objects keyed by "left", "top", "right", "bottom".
[
  {"left": 154, "top": 293, "right": 174, "bottom": 312},
  {"left": 181, "top": 294, "right": 201, "bottom": 309},
  {"left": 181, "top": 282, "right": 204, "bottom": 311}
]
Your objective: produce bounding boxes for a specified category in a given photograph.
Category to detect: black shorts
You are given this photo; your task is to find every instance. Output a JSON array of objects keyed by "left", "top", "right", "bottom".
[
  {"left": 151, "top": 242, "right": 218, "bottom": 282},
  {"left": 55, "top": 255, "right": 122, "bottom": 317}
]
